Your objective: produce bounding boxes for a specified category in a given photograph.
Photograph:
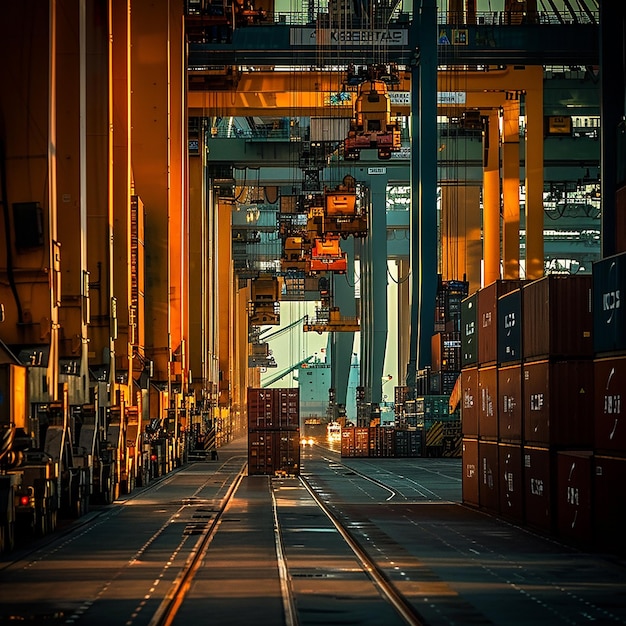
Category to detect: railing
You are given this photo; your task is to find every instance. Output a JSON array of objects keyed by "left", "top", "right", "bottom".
[{"left": 186, "top": 7, "right": 599, "bottom": 28}]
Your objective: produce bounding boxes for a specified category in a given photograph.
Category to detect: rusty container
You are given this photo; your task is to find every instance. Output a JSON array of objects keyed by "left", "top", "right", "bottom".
[
  {"left": 522, "top": 275, "right": 593, "bottom": 360},
  {"left": 341, "top": 426, "right": 355, "bottom": 457},
  {"left": 248, "top": 430, "right": 300, "bottom": 476},
  {"left": 497, "top": 288, "right": 523, "bottom": 364},
  {"left": 478, "top": 280, "right": 524, "bottom": 365},
  {"left": 478, "top": 440, "right": 500, "bottom": 513},
  {"left": 354, "top": 427, "right": 370, "bottom": 457},
  {"left": 462, "top": 438, "right": 479, "bottom": 507},
  {"left": 273, "top": 388, "right": 300, "bottom": 429},
  {"left": 368, "top": 426, "right": 394, "bottom": 457},
  {"left": 498, "top": 364, "right": 523, "bottom": 443},
  {"left": 593, "top": 455, "right": 626, "bottom": 556},
  {"left": 431, "top": 331, "right": 461, "bottom": 372},
  {"left": 556, "top": 450, "right": 592, "bottom": 545},
  {"left": 592, "top": 251, "right": 626, "bottom": 354},
  {"left": 498, "top": 442, "right": 524, "bottom": 522},
  {"left": 478, "top": 365, "right": 498, "bottom": 440},
  {"left": 594, "top": 355, "right": 626, "bottom": 453},
  {"left": 461, "top": 367, "right": 479, "bottom": 437},
  {"left": 522, "top": 360, "right": 594, "bottom": 448},
  {"left": 461, "top": 292, "right": 478, "bottom": 367},
  {"left": 247, "top": 387, "right": 299, "bottom": 430},
  {"left": 523, "top": 445, "right": 554, "bottom": 533}
]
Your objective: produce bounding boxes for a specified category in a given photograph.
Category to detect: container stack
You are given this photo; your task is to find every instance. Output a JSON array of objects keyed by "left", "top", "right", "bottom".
[
  {"left": 461, "top": 275, "right": 602, "bottom": 548},
  {"left": 461, "top": 279, "right": 524, "bottom": 511},
  {"left": 247, "top": 388, "right": 300, "bottom": 475},
  {"left": 592, "top": 252, "right": 626, "bottom": 555},
  {"left": 520, "top": 275, "right": 593, "bottom": 539},
  {"left": 340, "top": 425, "right": 421, "bottom": 458}
]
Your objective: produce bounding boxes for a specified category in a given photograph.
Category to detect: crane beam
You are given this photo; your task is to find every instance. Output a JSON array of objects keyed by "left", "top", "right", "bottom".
[{"left": 188, "top": 66, "right": 541, "bottom": 117}]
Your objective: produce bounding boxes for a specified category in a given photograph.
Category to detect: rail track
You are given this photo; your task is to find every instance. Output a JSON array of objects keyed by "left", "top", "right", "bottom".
[
  {"left": 3, "top": 441, "right": 626, "bottom": 626},
  {"left": 147, "top": 455, "right": 427, "bottom": 626}
]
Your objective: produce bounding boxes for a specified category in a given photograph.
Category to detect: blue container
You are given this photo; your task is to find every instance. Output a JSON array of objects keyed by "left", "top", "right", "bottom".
[
  {"left": 497, "top": 289, "right": 522, "bottom": 364},
  {"left": 593, "top": 252, "right": 626, "bottom": 354},
  {"left": 461, "top": 292, "right": 478, "bottom": 367}
]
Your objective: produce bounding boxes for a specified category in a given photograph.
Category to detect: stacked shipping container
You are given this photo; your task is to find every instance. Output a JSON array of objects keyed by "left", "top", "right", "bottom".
[
  {"left": 460, "top": 273, "right": 626, "bottom": 552},
  {"left": 592, "top": 252, "right": 626, "bottom": 555},
  {"left": 247, "top": 388, "right": 301, "bottom": 475},
  {"left": 340, "top": 426, "right": 422, "bottom": 458}
]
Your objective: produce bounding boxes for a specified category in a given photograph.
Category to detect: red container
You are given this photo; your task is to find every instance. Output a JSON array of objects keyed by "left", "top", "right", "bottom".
[
  {"left": 478, "top": 365, "right": 498, "bottom": 440},
  {"left": 498, "top": 364, "right": 522, "bottom": 442},
  {"left": 341, "top": 427, "right": 355, "bottom": 457},
  {"left": 522, "top": 360, "right": 594, "bottom": 447},
  {"left": 498, "top": 442, "right": 524, "bottom": 522},
  {"left": 523, "top": 445, "right": 554, "bottom": 533},
  {"left": 462, "top": 438, "right": 479, "bottom": 507},
  {"left": 478, "top": 280, "right": 525, "bottom": 365},
  {"left": 478, "top": 440, "right": 500, "bottom": 513},
  {"left": 593, "top": 455, "right": 626, "bottom": 556},
  {"left": 556, "top": 450, "right": 592, "bottom": 545},
  {"left": 431, "top": 331, "right": 461, "bottom": 372},
  {"left": 354, "top": 427, "right": 370, "bottom": 457},
  {"left": 461, "top": 367, "right": 479, "bottom": 437},
  {"left": 594, "top": 355, "right": 626, "bottom": 453},
  {"left": 248, "top": 429, "right": 300, "bottom": 476},
  {"left": 247, "top": 387, "right": 300, "bottom": 430},
  {"left": 522, "top": 275, "right": 593, "bottom": 360},
  {"left": 368, "top": 426, "right": 395, "bottom": 457}
]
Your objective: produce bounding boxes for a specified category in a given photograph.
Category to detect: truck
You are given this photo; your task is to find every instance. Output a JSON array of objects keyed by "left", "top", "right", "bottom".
[{"left": 0, "top": 362, "right": 58, "bottom": 553}]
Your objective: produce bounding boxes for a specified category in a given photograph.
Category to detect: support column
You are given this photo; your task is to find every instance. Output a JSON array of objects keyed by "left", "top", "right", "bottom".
[
  {"left": 524, "top": 66, "right": 544, "bottom": 279},
  {"left": 368, "top": 175, "right": 388, "bottom": 407},
  {"left": 217, "top": 200, "right": 233, "bottom": 409},
  {"left": 440, "top": 185, "right": 481, "bottom": 292},
  {"left": 502, "top": 100, "right": 521, "bottom": 279},
  {"left": 408, "top": 0, "right": 438, "bottom": 386},
  {"left": 332, "top": 237, "right": 356, "bottom": 415},
  {"left": 396, "top": 259, "right": 410, "bottom": 386},
  {"left": 483, "top": 110, "right": 501, "bottom": 286}
]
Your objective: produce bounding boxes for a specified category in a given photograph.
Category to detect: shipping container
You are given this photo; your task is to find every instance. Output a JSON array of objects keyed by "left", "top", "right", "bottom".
[
  {"left": 497, "top": 288, "right": 523, "bottom": 364},
  {"left": 247, "top": 388, "right": 299, "bottom": 430},
  {"left": 394, "top": 428, "right": 422, "bottom": 458},
  {"left": 498, "top": 442, "right": 524, "bottom": 522},
  {"left": 522, "top": 275, "right": 593, "bottom": 360},
  {"left": 478, "top": 365, "right": 498, "bottom": 440},
  {"left": 431, "top": 331, "right": 461, "bottom": 372},
  {"left": 556, "top": 450, "right": 592, "bottom": 545},
  {"left": 341, "top": 427, "right": 355, "bottom": 457},
  {"left": 368, "top": 426, "right": 395, "bottom": 457},
  {"left": 461, "top": 292, "right": 478, "bottom": 367},
  {"left": 416, "top": 367, "right": 442, "bottom": 396},
  {"left": 462, "top": 438, "right": 479, "bottom": 506},
  {"left": 593, "top": 455, "right": 626, "bottom": 556},
  {"left": 498, "top": 364, "right": 523, "bottom": 442},
  {"left": 594, "top": 355, "right": 626, "bottom": 453},
  {"left": 416, "top": 395, "right": 451, "bottom": 418},
  {"left": 593, "top": 251, "right": 626, "bottom": 355},
  {"left": 522, "top": 360, "right": 594, "bottom": 448},
  {"left": 478, "top": 440, "right": 500, "bottom": 513},
  {"left": 523, "top": 446, "right": 554, "bottom": 533},
  {"left": 430, "top": 370, "right": 460, "bottom": 395},
  {"left": 460, "top": 367, "right": 479, "bottom": 437},
  {"left": 248, "top": 429, "right": 300, "bottom": 476},
  {"left": 354, "top": 427, "right": 370, "bottom": 457},
  {"left": 478, "top": 280, "right": 525, "bottom": 365}
]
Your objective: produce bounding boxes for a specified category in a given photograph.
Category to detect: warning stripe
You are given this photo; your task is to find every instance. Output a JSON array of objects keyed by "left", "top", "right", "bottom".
[{"left": 425, "top": 422, "right": 444, "bottom": 448}]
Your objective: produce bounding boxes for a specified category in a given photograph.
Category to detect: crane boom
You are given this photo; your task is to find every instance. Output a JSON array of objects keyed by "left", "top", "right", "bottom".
[{"left": 262, "top": 355, "right": 315, "bottom": 387}]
